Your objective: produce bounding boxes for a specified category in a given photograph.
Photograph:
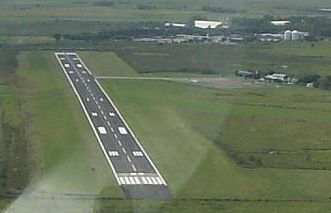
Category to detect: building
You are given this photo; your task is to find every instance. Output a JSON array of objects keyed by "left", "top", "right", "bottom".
[
  {"left": 194, "top": 20, "right": 222, "bottom": 29},
  {"left": 284, "top": 30, "right": 292, "bottom": 41},
  {"left": 264, "top": 73, "right": 287, "bottom": 82},
  {"left": 284, "top": 30, "right": 309, "bottom": 41},
  {"left": 164, "top": 22, "right": 187, "bottom": 27},
  {"left": 271, "top": 20, "right": 290, "bottom": 26}
]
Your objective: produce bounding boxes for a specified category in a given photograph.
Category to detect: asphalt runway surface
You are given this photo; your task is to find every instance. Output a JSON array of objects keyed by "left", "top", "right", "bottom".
[{"left": 55, "top": 52, "right": 172, "bottom": 200}]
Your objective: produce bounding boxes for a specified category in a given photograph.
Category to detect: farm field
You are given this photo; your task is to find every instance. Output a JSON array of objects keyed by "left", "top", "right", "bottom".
[
  {"left": 0, "top": 48, "right": 330, "bottom": 212},
  {"left": 0, "top": 0, "right": 331, "bottom": 36},
  {"left": 77, "top": 41, "right": 331, "bottom": 79},
  {"left": 96, "top": 78, "right": 331, "bottom": 211}
]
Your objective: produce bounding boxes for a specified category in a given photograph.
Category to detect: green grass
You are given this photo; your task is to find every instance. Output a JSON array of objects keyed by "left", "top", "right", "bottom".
[
  {"left": 79, "top": 51, "right": 137, "bottom": 77},
  {"left": 16, "top": 51, "right": 122, "bottom": 195},
  {"left": 99, "top": 79, "right": 331, "bottom": 202},
  {"left": 94, "top": 199, "right": 331, "bottom": 213},
  {"left": 0, "top": 51, "right": 124, "bottom": 212},
  {"left": 111, "top": 41, "right": 331, "bottom": 77},
  {"left": 0, "top": 0, "right": 331, "bottom": 36}
]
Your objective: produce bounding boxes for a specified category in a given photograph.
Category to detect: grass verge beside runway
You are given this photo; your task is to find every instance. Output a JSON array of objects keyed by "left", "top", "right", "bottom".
[
  {"left": 79, "top": 51, "right": 137, "bottom": 77},
  {"left": 99, "top": 79, "right": 331, "bottom": 211},
  {"left": 0, "top": 51, "right": 123, "bottom": 212}
]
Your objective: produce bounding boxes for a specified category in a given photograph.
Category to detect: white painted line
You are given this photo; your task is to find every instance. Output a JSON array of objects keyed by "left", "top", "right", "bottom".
[
  {"left": 55, "top": 53, "right": 121, "bottom": 186},
  {"left": 134, "top": 176, "right": 140, "bottom": 184},
  {"left": 129, "top": 177, "right": 135, "bottom": 184},
  {"left": 107, "top": 121, "right": 111, "bottom": 126},
  {"left": 100, "top": 110, "right": 104, "bottom": 115},
  {"left": 95, "top": 101, "right": 99, "bottom": 105},
  {"left": 122, "top": 148, "right": 126, "bottom": 154},
  {"left": 118, "top": 140, "right": 122, "bottom": 146},
  {"left": 156, "top": 177, "right": 163, "bottom": 185},
  {"left": 141, "top": 177, "right": 147, "bottom": 184},
  {"left": 151, "top": 177, "right": 158, "bottom": 185},
  {"left": 91, "top": 112, "right": 98, "bottom": 117},
  {"left": 103, "top": 116, "right": 107, "bottom": 120},
  {"left": 98, "top": 127, "right": 107, "bottom": 135},
  {"left": 127, "top": 156, "right": 131, "bottom": 162},
  {"left": 118, "top": 127, "right": 128, "bottom": 135},
  {"left": 138, "top": 173, "right": 145, "bottom": 175},
  {"left": 111, "top": 127, "right": 114, "bottom": 132},
  {"left": 124, "top": 177, "right": 131, "bottom": 185},
  {"left": 119, "top": 177, "right": 125, "bottom": 184},
  {"left": 146, "top": 177, "right": 153, "bottom": 184},
  {"left": 100, "top": 98, "right": 104, "bottom": 102},
  {"left": 131, "top": 164, "right": 137, "bottom": 171},
  {"left": 114, "top": 134, "right": 118, "bottom": 139},
  {"left": 86, "top": 98, "right": 90, "bottom": 102},
  {"left": 133, "top": 151, "right": 143, "bottom": 157},
  {"left": 98, "top": 105, "right": 101, "bottom": 109},
  {"left": 108, "top": 151, "right": 119, "bottom": 156},
  {"left": 109, "top": 112, "right": 115, "bottom": 117}
]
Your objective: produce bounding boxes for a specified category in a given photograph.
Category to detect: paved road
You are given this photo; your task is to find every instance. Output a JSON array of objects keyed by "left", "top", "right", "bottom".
[{"left": 55, "top": 52, "right": 172, "bottom": 200}]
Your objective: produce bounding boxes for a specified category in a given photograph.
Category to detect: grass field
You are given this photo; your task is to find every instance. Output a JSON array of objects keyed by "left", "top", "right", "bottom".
[
  {"left": 0, "top": 0, "right": 331, "bottom": 36},
  {"left": 0, "top": 51, "right": 123, "bottom": 212},
  {"left": 76, "top": 41, "right": 331, "bottom": 79},
  {"left": 79, "top": 51, "right": 137, "bottom": 77},
  {"left": 96, "top": 78, "right": 331, "bottom": 211}
]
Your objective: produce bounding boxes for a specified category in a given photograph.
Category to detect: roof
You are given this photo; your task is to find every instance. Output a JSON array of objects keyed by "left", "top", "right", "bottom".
[
  {"left": 194, "top": 20, "right": 222, "bottom": 29},
  {"left": 271, "top": 21, "right": 290, "bottom": 26}
]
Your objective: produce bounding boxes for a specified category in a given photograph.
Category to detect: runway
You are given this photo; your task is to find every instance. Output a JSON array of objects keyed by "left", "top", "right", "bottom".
[{"left": 55, "top": 52, "right": 172, "bottom": 200}]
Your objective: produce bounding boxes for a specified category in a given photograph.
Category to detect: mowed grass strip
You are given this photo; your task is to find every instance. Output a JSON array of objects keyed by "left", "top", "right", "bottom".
[
  {"left": 79, "top": 51, "right": 137, "bottom": 77},
  {"left": 16, "top": 51, "right": 122, "bottom": 196},
  {"left": 94, "top": 199, "right": 331, "bottom": 213},
  {"left": 100, "top": 79, "right": 331, "bottom": 201}
]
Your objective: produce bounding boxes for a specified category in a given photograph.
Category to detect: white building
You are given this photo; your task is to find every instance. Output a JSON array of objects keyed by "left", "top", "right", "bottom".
[
  {"left": 284, "top": 30, "right": 292, "bottom": 41},
  {"left": 164, "top": 22, "right": 187, "bottom": 27},
  {"left": 194, "top": 20, "right": 222, "bottom": 29},
  {"left": 264, "top": 73, "right": 287, "bottom": 82},
  {"left": 271, "top": 20, "right": 290, "bottom": 26}
]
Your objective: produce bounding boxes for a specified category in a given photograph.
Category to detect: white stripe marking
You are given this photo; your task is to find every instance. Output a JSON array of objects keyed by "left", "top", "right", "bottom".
[
  {"left": 118, "top": 127, "right": 128, "bottom": 135},
  {"left": 146, "top": 177, "right": 153, "bottom": 184},
  {"left": 98, "top": 127, "right": 107, "bottom": 134},
  {"left": 119, "top": 177, "right": 125, "bottom": 184},
  {"left": 156, "top": 177, "right": 163, "bottom": 184},
  {"left": 141, "top": 177, "right": 147, "bottom": 184},
  {"left": 134, "top": 176, "right": 140, "bottom": 184},
  {"left": 129, "top": 177, "right": 135, "bottom": 184},
  {"left": 151, "top": 177, "right": 158, "bottom": 184},
  {"left": 124, "top": 177, "right": 131, "bottom": 184}
]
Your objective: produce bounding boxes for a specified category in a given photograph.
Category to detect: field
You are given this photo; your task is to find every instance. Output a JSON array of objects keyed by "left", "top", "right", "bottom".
[
  {"left": 0, "top": 51, "right": 123, "bottom": 212},
  {"left": 0, "top": 0, "right": 331, "bottom": 36},
  {"left": 95, "top": 78, "right": 331, "bottom": 211},
  {"left": 110, "top": 41, "right": 331, "bottom": 77},
  {"left": 0, "top": 46, "right": 330, "bottom": 212}
]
